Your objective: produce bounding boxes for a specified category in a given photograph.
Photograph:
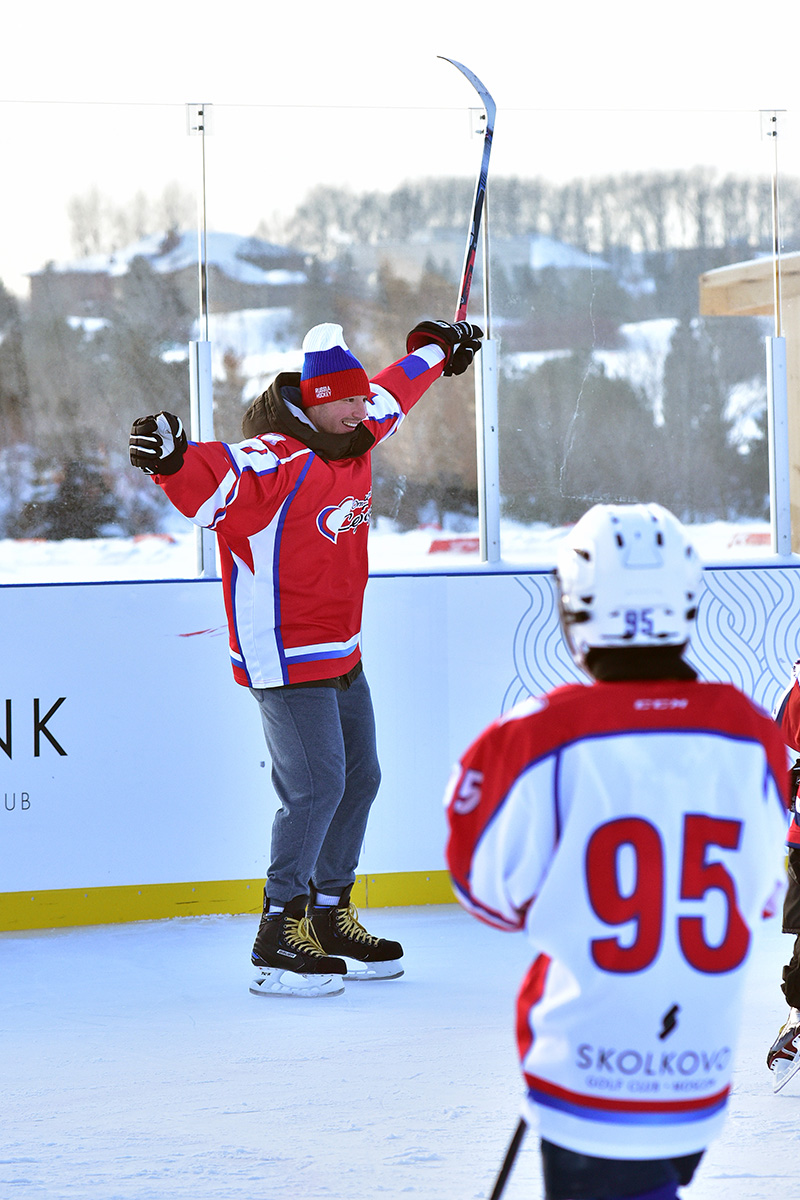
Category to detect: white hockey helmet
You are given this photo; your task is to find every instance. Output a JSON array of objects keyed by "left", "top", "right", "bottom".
[{"left": 556, "top": 503, "right": 702, "bottom": 666}]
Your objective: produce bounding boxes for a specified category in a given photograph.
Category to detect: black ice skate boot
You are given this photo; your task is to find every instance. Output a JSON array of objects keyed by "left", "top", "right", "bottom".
[
  {"left": 250, "top": 894, "right": 347, "bottom": 998},
  {"left": 308, "top": 884, "right": 404, "bottom": 980}
]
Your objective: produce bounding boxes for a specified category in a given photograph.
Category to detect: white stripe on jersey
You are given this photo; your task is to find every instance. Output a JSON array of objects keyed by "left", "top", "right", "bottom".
[
  {"left": 229, "top": 519, "right": 285, "bottom": 688},
  {"left": 284, "top": 632, "right": 362, "bottom": 662},
  {"left": 368, "top": 383, "right": 404, "bottom": 422},
  {"left": 412, "top": 343, "right": 447, "bottom": 368},
  {"left": 229, "top": 440, "right": 311, "bottom": 472},
  {"left": 192, "top": 467, "right": 238, "bottom": 527}
]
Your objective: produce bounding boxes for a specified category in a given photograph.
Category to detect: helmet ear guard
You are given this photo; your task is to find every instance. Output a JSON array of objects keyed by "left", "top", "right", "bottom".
[{"left": 555, "top": 503, "right": 702, "bottom": 669}]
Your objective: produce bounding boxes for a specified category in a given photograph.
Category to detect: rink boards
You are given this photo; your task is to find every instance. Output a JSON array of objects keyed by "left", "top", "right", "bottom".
[{"left": 1, "top": 562, "right": 799, "bottom": 930}]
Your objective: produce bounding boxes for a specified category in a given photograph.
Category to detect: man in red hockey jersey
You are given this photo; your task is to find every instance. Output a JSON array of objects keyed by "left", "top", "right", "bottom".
[
  {"left": 130, "top": 318, "right": 481, "bottom": 997},
  {"left": 445, "top": 503, "right": 789, "bottom": 1200},
  {"left": 766, "top": 663, "right": 800, "bottom": 1088}
]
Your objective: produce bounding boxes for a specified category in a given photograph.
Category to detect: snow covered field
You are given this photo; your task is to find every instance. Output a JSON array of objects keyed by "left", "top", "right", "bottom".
[
  {"left": 0, "top": 519, "right": 777, "bottom": 586},
  {"left": 2, "top": 905, "right": 799, "bottom": 1200}
]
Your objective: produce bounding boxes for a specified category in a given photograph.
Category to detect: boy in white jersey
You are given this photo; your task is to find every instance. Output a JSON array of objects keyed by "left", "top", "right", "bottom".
[{"left": 445, "top": 503, "right": 789, "bottom": 1200}]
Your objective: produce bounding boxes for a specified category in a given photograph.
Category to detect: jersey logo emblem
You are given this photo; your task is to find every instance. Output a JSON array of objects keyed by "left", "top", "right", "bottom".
[
  {"left": 659, "top": 1004, "right": 680, "bottom": 1040},
  {"left": 317, "top": 493, "right": 372, "bottom": 543}
]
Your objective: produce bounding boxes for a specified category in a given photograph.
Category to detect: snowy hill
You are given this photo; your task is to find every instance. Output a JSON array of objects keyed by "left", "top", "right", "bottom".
[
  {"left": 36, "top": 230, "right": 307, "bottom": 287},
  {"left": 28, "top": 230, "right": 309, "bottom": 323}
]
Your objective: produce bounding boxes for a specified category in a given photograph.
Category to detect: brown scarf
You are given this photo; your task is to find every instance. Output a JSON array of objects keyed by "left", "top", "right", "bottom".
[{"left": 241, "top": 372, "right": 376, "bottom": 463}]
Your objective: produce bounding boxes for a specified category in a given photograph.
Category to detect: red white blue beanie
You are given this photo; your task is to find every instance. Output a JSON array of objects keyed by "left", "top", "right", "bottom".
[{"left": 299, "top": 323, "right": 371, "bottom": 408}]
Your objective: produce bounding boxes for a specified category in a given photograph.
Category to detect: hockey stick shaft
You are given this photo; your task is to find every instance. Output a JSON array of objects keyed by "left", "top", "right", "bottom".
[
  {"left": 489, "top": 1117, "right": 527, "bottom": 1200},
  {"left": 438, "top": 57, "right": 496, "bottom": 322}
]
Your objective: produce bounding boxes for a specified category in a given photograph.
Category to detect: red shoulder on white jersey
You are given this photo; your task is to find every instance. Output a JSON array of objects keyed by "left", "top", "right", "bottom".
[{"left": 446, "top": 678, "right": 790, "bottom": 918}]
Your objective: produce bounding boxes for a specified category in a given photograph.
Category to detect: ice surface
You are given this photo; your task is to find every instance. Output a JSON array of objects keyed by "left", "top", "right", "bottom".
[{"left": 2, "top": 905, "right": 799, "bottom": 1199}]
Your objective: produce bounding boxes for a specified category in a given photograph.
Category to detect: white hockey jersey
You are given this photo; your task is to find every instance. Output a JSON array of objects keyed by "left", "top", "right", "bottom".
[{"left": 445, "top": 676, "right": 789, "bottom": 1159}]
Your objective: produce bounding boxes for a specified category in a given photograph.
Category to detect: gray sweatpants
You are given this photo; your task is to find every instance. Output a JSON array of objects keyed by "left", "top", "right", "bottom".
[{"left": 249, "top": 671, "right": 382, "bottom": 905}]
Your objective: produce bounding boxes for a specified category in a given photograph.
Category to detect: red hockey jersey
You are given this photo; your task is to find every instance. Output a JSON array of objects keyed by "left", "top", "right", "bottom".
[
  {"left": 445, "top": 678, "right": 789, "bottom": 1159},
  {"left": 773, "top": 661, "right": 800, "bottom": 848},
  {"left": 155, "top": 344, "right": 445, "bottom": 687}
]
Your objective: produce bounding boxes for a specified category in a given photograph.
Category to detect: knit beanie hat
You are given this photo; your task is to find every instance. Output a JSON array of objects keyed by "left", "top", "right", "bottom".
[{"left": 299, "top": 323, "right": 371, "bottom": 408}]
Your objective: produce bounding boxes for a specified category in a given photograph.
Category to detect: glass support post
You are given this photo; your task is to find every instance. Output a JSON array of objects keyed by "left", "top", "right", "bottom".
[{"left": 187, "top": 102, "right": 217, "bottom": 577}]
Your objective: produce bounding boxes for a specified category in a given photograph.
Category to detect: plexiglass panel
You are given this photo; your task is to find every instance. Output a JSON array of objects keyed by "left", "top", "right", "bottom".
[
  {"left": 489, "top": 107, "right": 797, "bottom": 567},
  {"left": 0, "top": 99, "right": 796, "bottom": 581},
  {"left": 0, "top": 101, "right": 199, "bottom": 581}
]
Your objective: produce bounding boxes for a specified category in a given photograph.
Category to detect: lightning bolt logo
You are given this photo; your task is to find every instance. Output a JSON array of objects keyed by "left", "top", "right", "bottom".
[{"left": 659, "top": 1004, "right": 680, "bottom": 1040}]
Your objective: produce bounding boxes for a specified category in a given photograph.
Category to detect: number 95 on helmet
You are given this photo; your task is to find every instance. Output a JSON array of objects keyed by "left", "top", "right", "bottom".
[{"left": 555, "top": 503, "right": 702, "bottom": 666}]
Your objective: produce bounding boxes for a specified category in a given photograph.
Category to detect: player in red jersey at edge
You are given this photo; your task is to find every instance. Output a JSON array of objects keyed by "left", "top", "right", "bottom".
[
  {"left": 445, "top": 503, "right": 790, "bottom": 1200},
  {"left": 766, "top": 661, "right": 800, "bottom": 1089}
]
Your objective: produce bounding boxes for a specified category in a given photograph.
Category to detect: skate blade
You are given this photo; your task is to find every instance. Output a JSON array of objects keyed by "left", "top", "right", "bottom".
[
  {"left": 249, "top": 968, "right": 345, "bottom": 998},
  {"left": 772, "top": 1049, "right": 800, "bottom": 1093},
  {"left": 344, "top": 958, "right": 404, "bottom": 981}
]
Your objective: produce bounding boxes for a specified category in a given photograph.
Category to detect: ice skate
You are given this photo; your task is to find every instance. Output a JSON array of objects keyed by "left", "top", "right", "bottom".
[
  {"left": 249, "top": 967, "right": 345, "bottom": 999},
  {"left": 308, "top": 884, "right": 404, "bottom": 980},
  {"left": 250, "top": 895, "right": 347, "bottom": 998},
  {"left": 767, "top": 1007, "right": 800, "bottom": 1092}
]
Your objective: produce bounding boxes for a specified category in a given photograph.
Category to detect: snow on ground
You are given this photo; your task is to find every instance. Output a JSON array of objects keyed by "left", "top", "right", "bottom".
[
  {"left": 0, "top": 520, "right": 779, "bottom": 586},
  {"left": 0, "top": 530, "right": 199, "bottom": 585},
  {"left": 1, "top": 905, "right": 799, "bottom": 1199},
  {"left": 505, "top": 318, "right": 678, "bottom": 419},
  {"left": 593, "top": 318, "right": 679, "bottom": 417}
]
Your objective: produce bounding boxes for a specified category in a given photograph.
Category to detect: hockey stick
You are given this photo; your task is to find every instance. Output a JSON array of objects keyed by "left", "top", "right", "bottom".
[
  {"left": 438, "top": 57, "right": 496, "bottom": 322},
  {"left": 489, "top": 1117, "right": 527, "bottom": 1200}
]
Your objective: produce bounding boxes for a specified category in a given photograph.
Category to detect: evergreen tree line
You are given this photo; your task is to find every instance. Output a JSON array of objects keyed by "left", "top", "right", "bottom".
[{"left": 499, "top": 319, "right": 768, "bottom": 530}]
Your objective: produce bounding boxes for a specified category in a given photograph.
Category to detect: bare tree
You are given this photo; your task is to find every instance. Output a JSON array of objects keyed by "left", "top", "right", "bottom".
[{"left": 67, "top": 183, "right": 196, "bottom": 258}]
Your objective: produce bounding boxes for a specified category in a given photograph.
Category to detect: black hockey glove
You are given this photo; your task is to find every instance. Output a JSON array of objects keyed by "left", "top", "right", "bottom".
[
  {"left": 406, "top": 320, "right": 484, "bottom": 377},
  {"left": 129, "top": 412, "right": 187, "bottom": 476}
]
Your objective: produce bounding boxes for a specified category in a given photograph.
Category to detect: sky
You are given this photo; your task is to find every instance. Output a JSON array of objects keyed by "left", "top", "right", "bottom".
[
  {"left": 2, "top": 0, "right": 800, "bottom": 294},
  {"left": 5, "top": 0, "right": 799, "bottom": 112}
]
